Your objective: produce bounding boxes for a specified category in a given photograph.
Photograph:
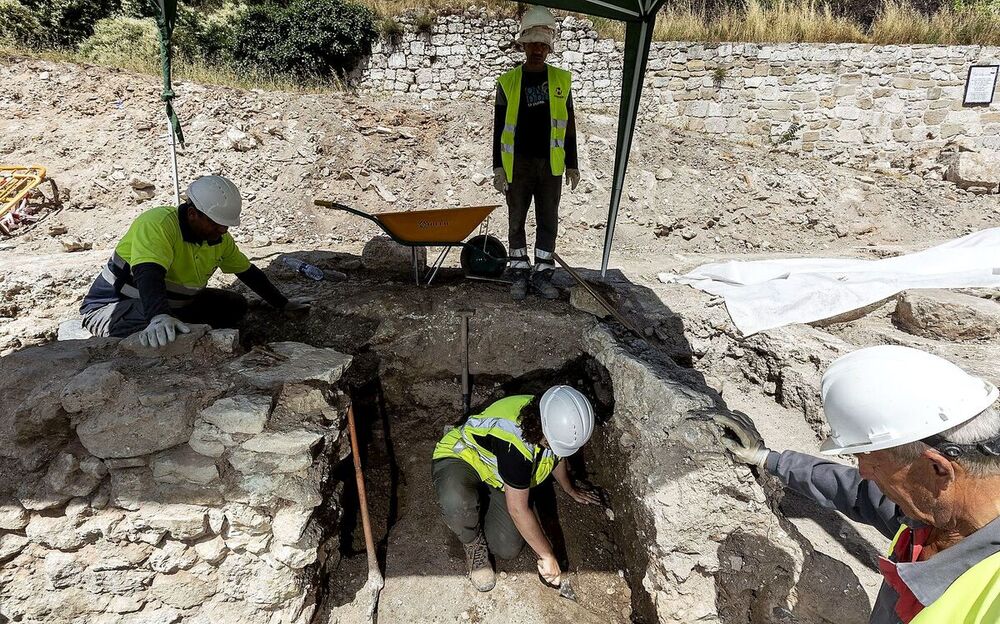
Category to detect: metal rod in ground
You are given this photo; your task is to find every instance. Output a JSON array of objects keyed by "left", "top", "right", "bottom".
[
  {"left": 552, "top": 253, "right": 645, "bottom": 339},
  {"left": 458, "top": 310, "right": 475, "bottom": 418},
  {"left": 347, "top": 403, "right": 384, "bottom": 622},
  {"left": 167, "top": 118, "right": 180, "bottom": 206}
]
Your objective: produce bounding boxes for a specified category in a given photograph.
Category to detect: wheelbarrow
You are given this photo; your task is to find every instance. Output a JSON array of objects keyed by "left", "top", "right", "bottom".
[{"left": 315, "top": 200, "right": 508, "bottom": 286}]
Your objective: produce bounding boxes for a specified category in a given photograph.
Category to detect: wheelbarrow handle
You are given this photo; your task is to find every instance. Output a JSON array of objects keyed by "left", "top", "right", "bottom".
[{"left": 314, "top": 200, "right": 382, "bottom": 226}]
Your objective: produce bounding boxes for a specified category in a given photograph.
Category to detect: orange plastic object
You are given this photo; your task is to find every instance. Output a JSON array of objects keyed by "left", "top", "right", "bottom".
[{"left": 375, "top": 205, "right": 498, "bottom": 244}]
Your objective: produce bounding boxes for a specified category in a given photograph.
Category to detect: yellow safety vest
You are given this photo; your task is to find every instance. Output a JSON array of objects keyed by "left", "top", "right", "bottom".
[
  {"left": 497, "top": 64, "right": 571, "bottom": 184},
  {"left": 887, "top": 525, "right": 1000, "bottom": 623},
  {"left": 432, "top": 395, "right": 557, "bottom": 490}
]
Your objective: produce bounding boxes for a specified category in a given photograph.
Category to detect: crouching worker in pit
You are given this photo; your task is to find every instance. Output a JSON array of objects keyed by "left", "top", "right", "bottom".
[
  {"left": 80, "top": 175, "right": 311, "bottom": 348},
  {"left": 715, "top": 345, "right": 1000, "bottom": 624},
  {"left": 431, "top": 386, "right": 600, "bottom": 592}
]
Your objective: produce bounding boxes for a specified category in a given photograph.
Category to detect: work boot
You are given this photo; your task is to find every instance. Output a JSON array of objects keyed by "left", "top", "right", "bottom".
[
  {"left": 463, "top": 532, "right": 496, "bottom": 592},
  {"left": 531, "top": 270, "right": 559, "bottom": 300},
  {"left": 510, "top": 270, "right": 529, "bottom": 301}
]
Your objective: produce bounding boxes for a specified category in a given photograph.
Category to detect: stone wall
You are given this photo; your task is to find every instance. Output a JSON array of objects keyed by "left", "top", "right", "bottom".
[
  {"left": 354, "top": 11, "right": 1000, "bottom": 161},
  {"left": 0, "top": 328, "right": 353, "bottom": 623}
]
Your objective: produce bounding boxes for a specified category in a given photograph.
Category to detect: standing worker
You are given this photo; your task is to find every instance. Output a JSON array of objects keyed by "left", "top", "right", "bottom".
[
  {"left": 432, "top": 386, "right": 599, "bottom": 592},
  {"left": 716, "top": 345, "right": 1000, "bottom": 623},
  {"left": 80, "top": 175, "right": 311, "bottom": 348},
  {"left": 493, "top": 5, "right": 581, "bottom": 301}
]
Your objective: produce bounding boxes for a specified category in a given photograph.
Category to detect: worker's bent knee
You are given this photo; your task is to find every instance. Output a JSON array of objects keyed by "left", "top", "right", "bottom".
[{"left": 486, "top": 533, "right": 524, "bottom": 560}]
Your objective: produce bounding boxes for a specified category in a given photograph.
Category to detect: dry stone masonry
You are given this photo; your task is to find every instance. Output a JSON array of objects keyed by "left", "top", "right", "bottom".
[
  {"left": 355, "top": 11, "right": 1000, "bottom": 164},
  {"left": 0, "top": 328, "right": 353, "bottom": 623}
]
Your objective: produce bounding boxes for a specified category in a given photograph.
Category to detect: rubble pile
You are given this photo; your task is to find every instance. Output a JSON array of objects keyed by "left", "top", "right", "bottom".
[{"left": 0, "top": 327, "right": 353, "bottom": 624}]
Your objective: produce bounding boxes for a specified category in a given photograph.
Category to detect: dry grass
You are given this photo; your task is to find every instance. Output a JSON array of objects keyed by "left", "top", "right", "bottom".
[
  {"left": 361, "top": 0, "right": 1000, "bottom": 45},
  {"left": 871, "top": 1, "right": 1000, "bottom": 45},
  {"left": 648, "top": 0, "right": 866, "bottom": 43}
]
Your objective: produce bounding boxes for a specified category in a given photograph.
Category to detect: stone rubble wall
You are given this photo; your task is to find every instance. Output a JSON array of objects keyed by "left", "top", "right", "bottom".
[
  {"left": 0, "top": 328, "right": 353, "bottom": 624},
  {"left": 582, "top": 326, "right": 870, "bottom": 623},
  {"left": 353, "top": 11, "right": 1000, "bottom": 162}
]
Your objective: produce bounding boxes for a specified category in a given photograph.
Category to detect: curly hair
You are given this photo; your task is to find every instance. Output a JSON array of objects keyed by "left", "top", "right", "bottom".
[{"left": 518, "top": 395, "right": 545, "bottom": 446}]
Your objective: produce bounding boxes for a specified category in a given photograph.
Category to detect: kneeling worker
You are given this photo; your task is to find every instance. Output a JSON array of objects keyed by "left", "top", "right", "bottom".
[
  {"left": 716, "top": 345, "right": 1000, "bottom": 623},
  {"left": 432, "top": 385, "right": 599, "bottom": 591},
  {"left": 80, "top": 175, "right": 310, "bottom": 347}
]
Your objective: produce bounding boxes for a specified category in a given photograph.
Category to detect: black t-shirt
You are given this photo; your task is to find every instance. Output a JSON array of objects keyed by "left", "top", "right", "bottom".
[{"left": 474, "top": 433, "right": 556, "bottom": 490}]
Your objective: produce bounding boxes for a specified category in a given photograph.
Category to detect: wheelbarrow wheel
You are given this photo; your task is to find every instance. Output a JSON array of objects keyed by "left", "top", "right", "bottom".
[{"left": 461, "top": 235, "right": 507, "bottom": 279}]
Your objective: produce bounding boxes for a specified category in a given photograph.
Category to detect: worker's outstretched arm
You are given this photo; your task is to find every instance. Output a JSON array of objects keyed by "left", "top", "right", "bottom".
[
  {"left": 713, "top": 411, "right": 904, "bottom": 540},
  {"left": 236, "top": 265, "right": 289, "bottom": 309},
  {"left": 505, "top": 486, "right": 561, "bottom": 584},
  {"left": 767, "top": 450, "right": 904, "bottom": 540},
  {"left": 552, "top": 461, "right": 599, "bottom": 505}
]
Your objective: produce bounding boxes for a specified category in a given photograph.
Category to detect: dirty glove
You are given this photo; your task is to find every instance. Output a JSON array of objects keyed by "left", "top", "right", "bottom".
[
  {"left": 565, "top": 168, "right": 580, "bottom": 191},
  {"left": 283, "top": 297, "right": 312, "bottom": 313},
  {"left": 493, "top": 167, "right": 508, "bottom": 194},
  {"left": 139, "top": 314, "right": 190, "bottom": 349},
  {"left": 713, "top": 411, "right": 770, "bottom": 468}
]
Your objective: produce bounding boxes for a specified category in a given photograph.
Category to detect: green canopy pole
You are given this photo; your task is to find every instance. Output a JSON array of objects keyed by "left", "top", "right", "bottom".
[
  {"left": 600, "top": 17, "right": 655, "bottom": 277},
  {"left": 153, "top": 0, "right": 184, "bottom": 205}
]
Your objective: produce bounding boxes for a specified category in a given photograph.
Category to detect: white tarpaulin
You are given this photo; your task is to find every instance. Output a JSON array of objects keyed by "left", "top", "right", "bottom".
[{"left": 659, "top": 228, "right": 1000, "bottom": 336}]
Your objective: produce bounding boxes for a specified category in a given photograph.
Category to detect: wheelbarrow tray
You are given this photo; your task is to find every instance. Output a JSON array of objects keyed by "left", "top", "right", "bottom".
[{"left": 376, "top": 205, "right": 498, "bottom": 244}]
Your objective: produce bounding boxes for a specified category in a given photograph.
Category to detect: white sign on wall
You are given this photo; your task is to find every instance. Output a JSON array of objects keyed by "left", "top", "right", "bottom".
[{"left": 963, "top": 65, "right": 999, "bottom": 107}]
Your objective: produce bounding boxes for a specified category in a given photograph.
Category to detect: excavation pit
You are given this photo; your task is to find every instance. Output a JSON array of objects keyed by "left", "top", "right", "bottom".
[{"left": 0, "top": 250, "right": 876, "bottom": 624}]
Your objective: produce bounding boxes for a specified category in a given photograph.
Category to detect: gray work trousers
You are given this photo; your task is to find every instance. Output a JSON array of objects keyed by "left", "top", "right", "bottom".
[
  {"left": 431, "top": 458, "right": 525, "bottom": 560},
  {"left": 506, "top": 157, "right": 561, "bottom": 272},
  {"left": 82, "top": 288, "right": 248, "bottom": 338}
]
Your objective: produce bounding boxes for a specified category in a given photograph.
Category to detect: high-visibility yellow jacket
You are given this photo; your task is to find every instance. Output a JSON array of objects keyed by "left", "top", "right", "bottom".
[
  {"left": 497, "top": 65, "right": 571, "bottom": 184},
  {"left": 432, "top": 395, "right": 557, "bottom": 490}
]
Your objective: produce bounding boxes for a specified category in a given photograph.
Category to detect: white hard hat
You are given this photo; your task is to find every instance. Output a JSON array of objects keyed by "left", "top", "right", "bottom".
[
  {"left": 186, "top": 175, "right": 242, "bottom": 227},
  {"left": 819, "top": 345, "right": 999, "bottom": 455},
  {"left": 540, "top": 385, "right": 594, "bottom": 457},
  {"left": 517, "top": 5, "right": 557, "bottom": 47}
]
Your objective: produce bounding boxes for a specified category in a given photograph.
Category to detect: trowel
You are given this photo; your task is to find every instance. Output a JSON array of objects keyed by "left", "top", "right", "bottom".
[
  {"left": 540, "top": 573, "right": 578, "bottom": 602},
  {"left": 558, "top": 576, "right": 578, "bottom": 602}
]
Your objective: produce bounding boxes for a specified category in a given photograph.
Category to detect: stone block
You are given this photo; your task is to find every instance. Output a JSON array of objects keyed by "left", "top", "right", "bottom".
[
  {"left": 152, "top": 446, "right": 220, "bottom": 486},
  {"left": 199, "top": 395, "right": 272, "bottom": 435},
  {"left": 946, "top": 151, "right": 1000, "bottom": 190},
  {"left": 150, "top": 570, "right": 217, "bottom": 610},
  {"left": 361, "top": 235, "right": 427, "bottom": 274},
  {"left": 230, "top": 343, "right": 352, "bottom": 390},
  {"left": 895, "top": 290, "right": 1000, "bottom": 341}
]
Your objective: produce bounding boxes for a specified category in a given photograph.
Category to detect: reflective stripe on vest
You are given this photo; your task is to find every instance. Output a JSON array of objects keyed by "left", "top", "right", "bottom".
[
  {"left": 104, "top": 252, "right": 202, "bottom": 308},
  {"left": 886, "top": 525, "right": 1000, "bottom": 623},
  {"left": 497, "top": 65, "right": 571, "bottom": 184},
  {"left": 431, "top": 395, "right": 557, "bottom": 490}
]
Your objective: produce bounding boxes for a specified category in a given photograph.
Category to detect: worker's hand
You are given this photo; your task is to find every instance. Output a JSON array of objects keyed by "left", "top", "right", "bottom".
[
  {"left": 283, "top": 297, "right": 312, "bottom": 313},
  {"left": 713, "top": 410, "right": 770, "bottom": 468},
  {"left": 537, "top": 555, "right": 561, "bottom": 586},
  {"left": 139, "top": 314, "right": 190, "bottom": 349},
  {"left": 492, "top": 167, "right": 508, "bottom": 195},
  {"left": 565, "top": 168, "right": 580, "bottom": 191},
  {"left": 567, "top": 486, "right": 600, "bottom": 506}
]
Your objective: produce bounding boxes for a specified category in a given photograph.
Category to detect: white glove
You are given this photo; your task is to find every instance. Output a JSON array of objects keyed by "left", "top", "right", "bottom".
[
  {"left": 283, "top": 297, "right": 312, "bottom": 313},
  {"left": 566, "top": 168, "right": 580, "bottom": 191},
  {"left": 493, "top": 167, "right": 508, "bottom": 194},
  {"left": 139, "top": 314, "right": 190, "bottom": 349},
  {"left": 713, "top": 411, "right": 771, "bottom": 468}
]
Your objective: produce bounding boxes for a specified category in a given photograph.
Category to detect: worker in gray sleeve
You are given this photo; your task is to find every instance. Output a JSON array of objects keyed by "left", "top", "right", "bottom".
[
  {"left": 714, "top": 345, "right": 1000, "bottom": 624},
  {"left": 492, "top": 5, "right": 580, "bottom": 301}
]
